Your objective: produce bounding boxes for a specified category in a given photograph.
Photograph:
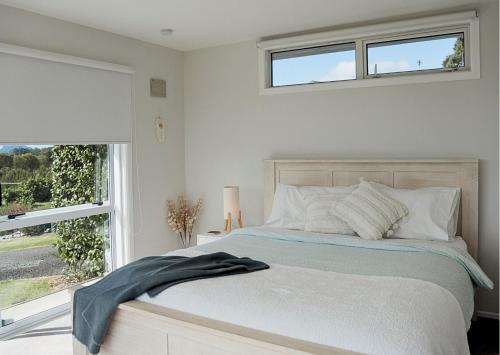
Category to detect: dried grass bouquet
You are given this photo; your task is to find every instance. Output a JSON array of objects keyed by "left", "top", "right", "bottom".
[{"left": 167, "top": 196, "right": 202, "bottom": 248}]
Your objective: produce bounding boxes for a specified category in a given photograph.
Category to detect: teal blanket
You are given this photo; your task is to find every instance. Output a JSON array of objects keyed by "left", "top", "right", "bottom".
[{"left": 195, "top": 227, "right": 493, "bottom": 329}]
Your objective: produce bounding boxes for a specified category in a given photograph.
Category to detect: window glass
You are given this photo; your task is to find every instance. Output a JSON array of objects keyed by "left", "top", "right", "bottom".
[
  {"left": 366, "top": 33, "right": 465, "bottom": 75},
  {"left": 0, "top": 214, "right": 110, "bottom": 320},
  {"left": 271, "top": 42, "right": 356, "bottom": 86},
  {"left": 0, "top": 144, "right": 108, "bottom": 217}
]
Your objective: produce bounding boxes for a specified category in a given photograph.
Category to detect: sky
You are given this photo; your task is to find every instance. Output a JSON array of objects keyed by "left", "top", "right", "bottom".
[
  {"left": 272, "top": 35, "right": 462, "bottom": 86},
  {"left": 0, "top": 144, "right": 53, "bottom": 150}
]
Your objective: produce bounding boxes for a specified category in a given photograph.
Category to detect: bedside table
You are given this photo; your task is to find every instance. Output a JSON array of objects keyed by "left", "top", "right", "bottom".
[{"left": 197, "top": 232, "right": 227, "bottom": 246}]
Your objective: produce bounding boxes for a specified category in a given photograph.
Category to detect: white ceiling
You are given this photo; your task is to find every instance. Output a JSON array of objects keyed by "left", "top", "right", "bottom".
[{"left": 0, "top": 0, "right": 489, "bottom": 51}]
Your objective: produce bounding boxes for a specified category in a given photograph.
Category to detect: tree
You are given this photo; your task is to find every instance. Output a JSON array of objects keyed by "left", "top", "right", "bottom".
[
  {"left": 11, "top": 147, "right": 31, "bottom": 155},
  {"left": 18, "top": 175, "right": 52, "bottom": 205},
  {"left": 442, "top": 38, "right": 464, "bottom": 69},
  {"left": 13, "top": 153, "right": 40, "bottom": 171},
  {"left": 52, "top": 145, "right": 108, "bottom": 279},
  {"left": 0, "top": 153, "right": 13, "bottom": 168},
  {"left": 0, "top": 167, "right": 31, "bottom": 183}
]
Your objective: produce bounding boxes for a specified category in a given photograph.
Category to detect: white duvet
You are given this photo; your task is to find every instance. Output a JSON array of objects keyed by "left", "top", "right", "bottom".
[{"left": 137, "top": 249, "right": 469, "bottom": 355}]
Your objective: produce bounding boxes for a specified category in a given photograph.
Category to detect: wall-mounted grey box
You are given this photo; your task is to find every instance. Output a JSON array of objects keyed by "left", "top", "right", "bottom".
[{"left": 150, "top": 78, "right": 166, "bottom": 97}]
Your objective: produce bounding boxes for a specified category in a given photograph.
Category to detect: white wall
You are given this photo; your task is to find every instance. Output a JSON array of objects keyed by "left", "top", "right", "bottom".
[
  {"left": 0, "top": 4, "right": 186, "bottom": 257},
  {"left": 184, "top": 2, "right": 499, "bottom": 314}
]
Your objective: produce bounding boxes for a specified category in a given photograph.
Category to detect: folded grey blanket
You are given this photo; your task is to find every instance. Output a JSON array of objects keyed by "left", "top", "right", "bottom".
[{"left": 72, "top": 252, "right": 269, "bottom": 354}]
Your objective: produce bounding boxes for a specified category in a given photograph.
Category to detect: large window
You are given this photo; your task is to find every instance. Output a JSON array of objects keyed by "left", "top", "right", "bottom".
[
  {"left": 258, "top": 11, "right": 479, "bottom": 94},
  {"left": 0, "top": 144, "right": 121, "bottom": 336}
]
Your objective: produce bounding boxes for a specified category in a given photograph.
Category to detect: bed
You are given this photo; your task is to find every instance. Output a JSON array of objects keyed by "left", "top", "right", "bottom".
[{"left": 73, "top": 159, "right": 492, "bottom": 355}]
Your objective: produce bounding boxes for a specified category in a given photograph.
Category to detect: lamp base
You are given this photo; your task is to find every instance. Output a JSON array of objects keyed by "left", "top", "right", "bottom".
[
  {"left": 224, "top": 212, "right": 232, "bottom": 232},
  {"left": 224, "top": 211, "right": 243, "bottom": 232}
]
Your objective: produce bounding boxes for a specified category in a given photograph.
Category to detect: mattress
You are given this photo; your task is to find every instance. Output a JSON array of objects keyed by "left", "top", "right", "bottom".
[{"left": 137, "top": 227, "right": 492, "bottom": 355}]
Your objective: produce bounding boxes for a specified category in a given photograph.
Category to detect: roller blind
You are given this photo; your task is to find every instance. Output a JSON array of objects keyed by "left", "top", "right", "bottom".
[{"left": 0, "top": 45, "right": 132, "bottom": 144}]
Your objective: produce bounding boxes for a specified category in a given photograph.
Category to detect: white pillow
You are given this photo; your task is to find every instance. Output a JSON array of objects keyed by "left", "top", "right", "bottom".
[
  {"left": 332, "top": 181, "right": 409, "bottom": 240},
  {"left": 371, "top": 182, "right": 460, "bottom": 241},
  {"left": 304, "top": 194, "right": 355, "bottom": 235},
  {"left": 265, "top": 184, "right": 305, "bottom": 229},
  {"left": 265, "top": 183, "right": 356, "bottom": 230}
]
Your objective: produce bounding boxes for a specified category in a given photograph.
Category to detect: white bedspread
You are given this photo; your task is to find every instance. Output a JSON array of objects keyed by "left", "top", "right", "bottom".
[{"left": 137, "top": 249, "right": 469, "bottom": 355}]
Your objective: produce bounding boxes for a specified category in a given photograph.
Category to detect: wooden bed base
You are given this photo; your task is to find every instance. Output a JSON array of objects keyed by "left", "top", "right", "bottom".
[
  {"left": 72, "top": 300, "right": 356, "bottom": 355},
  {"left": 73, "top": 159, "right": 479, "bottom": 355}
]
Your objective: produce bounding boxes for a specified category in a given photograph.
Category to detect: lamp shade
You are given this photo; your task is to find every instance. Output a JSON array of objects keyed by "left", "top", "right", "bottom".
[{"left": 223, "top": 186, "right": 240, "bottom": 219}]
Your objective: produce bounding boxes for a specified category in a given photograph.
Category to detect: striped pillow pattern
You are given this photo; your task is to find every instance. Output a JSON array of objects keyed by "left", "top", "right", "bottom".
[
  {"left": 304, "top": 194, "right": 356, "bottom": 235},
  {"left": 332, "top": 181, "right": 408, "bottom": 240}
]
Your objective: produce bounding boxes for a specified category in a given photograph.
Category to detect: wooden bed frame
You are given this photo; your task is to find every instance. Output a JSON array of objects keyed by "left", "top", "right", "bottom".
[{"left": 73, "top": 159, "right": 479, "bottom": 355}]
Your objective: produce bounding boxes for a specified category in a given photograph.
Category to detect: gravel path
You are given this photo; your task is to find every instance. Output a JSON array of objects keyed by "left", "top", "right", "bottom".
[{"left": 0, "top": 246, "right": 65, "bottom": 280}]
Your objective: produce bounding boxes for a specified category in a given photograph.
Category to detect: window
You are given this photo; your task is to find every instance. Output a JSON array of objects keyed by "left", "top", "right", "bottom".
[
  {"left": 258, "top": 11, "right": 479, "bottom": 94},
  {"left": 271, "top": 43, "right": 356, "bottom": 87},
  {"left": 0, "top": 214, "right": 110, "bottom": 325},
  {"left": 0, "top": 144, "right": 108, "bottom": 216},
  {"left": 0, "top": 143, "right": 130, "bottom": 338},
  {"left": 366, "top": 32, "right": 465, "bottom": 76}
]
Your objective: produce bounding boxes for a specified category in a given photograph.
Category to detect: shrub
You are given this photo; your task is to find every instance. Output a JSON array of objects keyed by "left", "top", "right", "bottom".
[
  {"left": 0, "top": 167, "right": 31, "bottom": 183},
  {"left": 2, "top": 186, "right": 22, "bottom": 203},
  {"left": 52, "top": 145, "right": 108, "bottom": 279},
  {"left": 54, "top": 217, "right": 106, "bottom": 280},
  {"left": 18, "top": 175, "right": 52, "bottom": 205},
  {"left": 13, "top": 153, "right": 40, "bottom": 171},
  {"left": 0, "top": 154, "right": 13, "bottom": 168}
]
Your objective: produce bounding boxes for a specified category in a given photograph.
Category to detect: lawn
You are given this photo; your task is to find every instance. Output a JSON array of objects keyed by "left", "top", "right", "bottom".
[
  {"left": 32, "top": 201, "right": 52, "bottom": 211},
  {"left": 0, "top": 233, "right": 57, "bottom": 252},
  {"left": 0, "top": 277, "right": 55, "bottom": 309}
]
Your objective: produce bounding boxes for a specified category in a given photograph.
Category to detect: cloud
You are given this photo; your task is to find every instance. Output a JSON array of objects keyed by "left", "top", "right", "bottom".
[{"left": 320, "top": 61, "right": 356, "bottom": 82}]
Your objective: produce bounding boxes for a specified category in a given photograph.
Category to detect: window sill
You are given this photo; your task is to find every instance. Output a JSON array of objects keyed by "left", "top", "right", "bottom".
[
  {"left": 259, "top": 69, "right": 480, "bottom": 95},
  {"left": 0, "top": 202, "right": 113, "bottom": 232}
]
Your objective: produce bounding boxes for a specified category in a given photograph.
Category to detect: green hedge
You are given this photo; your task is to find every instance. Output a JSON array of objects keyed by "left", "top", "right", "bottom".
[
  {"left": 51, "top": 145, "right": 108, "bottom": 280},
  {"left": 18, "top": 175, "right": 52, "bottom": 205}
]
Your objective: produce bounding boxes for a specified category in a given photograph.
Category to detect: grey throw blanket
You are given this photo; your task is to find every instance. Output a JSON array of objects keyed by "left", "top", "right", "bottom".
[{"left": 73, "top": 252, "right": 269, "bottom": 354}]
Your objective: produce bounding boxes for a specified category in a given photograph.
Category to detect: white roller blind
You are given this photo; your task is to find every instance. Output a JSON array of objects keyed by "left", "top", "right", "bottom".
[{"left": 0, "top": 44, "right": 132, "bottom": 144}]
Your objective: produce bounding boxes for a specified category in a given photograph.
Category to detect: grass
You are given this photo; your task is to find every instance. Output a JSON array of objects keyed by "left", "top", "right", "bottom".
[
  {"left": 32, "top": 201, "right": 52, "bottom": 211},
  {"left": 0, "top": 233, "right": 57, "bottom": 253},
  {"left": 0, "top": 277, "right": 55, "bottom": 309}
]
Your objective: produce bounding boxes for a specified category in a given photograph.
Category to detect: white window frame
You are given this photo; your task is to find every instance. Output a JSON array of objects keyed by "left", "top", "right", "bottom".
[
  {"left": 0, "top": 145, "right": 112, "bottom": 232},
  {"left": 0, "top": 143, "right": 133, "bottom": 339},
  {"left": 363, "top": 27, "right": 469, "bottom": 78},
  {"left": 0, "top": 144, "right": 132, "bottom": 265},
  {"left": 257, "top": 10, "right": 480, "bottom": 95}
]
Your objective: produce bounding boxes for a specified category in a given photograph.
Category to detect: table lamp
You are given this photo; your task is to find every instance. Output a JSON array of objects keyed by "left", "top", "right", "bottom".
[{"left": 223, "top": 185, "right": 242, "bottom": 232}]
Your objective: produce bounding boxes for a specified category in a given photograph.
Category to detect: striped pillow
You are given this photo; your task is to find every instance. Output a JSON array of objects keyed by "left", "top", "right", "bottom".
[
  {"left": 332, "top": 181, "right": 408, "bottom": 240},
  {"left": 304, "top": 194, "right": 355, "bottom": 235}
]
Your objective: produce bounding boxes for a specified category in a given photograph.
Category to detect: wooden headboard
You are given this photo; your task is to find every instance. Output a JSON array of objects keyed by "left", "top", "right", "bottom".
[{"left": 264, "top": 160, "right": 479, "bottom": 259}]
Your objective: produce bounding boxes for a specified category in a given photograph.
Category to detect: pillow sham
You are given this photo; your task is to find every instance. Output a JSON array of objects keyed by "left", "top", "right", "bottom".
[
  {"left": 370, "top": 182, "right": 460, "bottom": 241},
  {"left": 265, "top": 184, "right": 305, "bottom": 229},
  {"left": 332, "top": 181, "right": 409, "bottom": 240},
  {"left": 265, "top": 183, "right": 357, "bottom": 230},
  {"left": 304, "top": 194, "right": 355, "bottom": 235}
]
